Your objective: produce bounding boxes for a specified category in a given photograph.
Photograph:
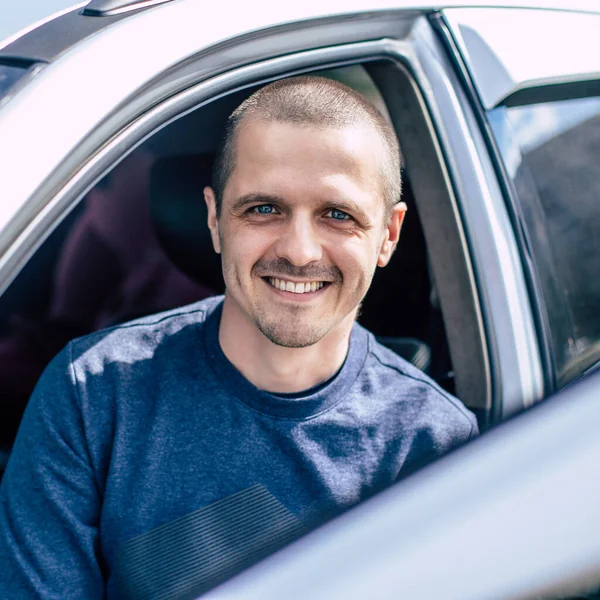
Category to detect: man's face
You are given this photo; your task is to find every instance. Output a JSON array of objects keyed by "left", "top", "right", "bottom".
[{"left": 205, "top": 118, "right": 405, "bottom": 348}]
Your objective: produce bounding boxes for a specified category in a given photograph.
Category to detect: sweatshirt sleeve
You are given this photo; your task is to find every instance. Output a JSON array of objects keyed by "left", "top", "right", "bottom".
[{"left": 0, "top": 344, "right": 104, "bottom": 599}]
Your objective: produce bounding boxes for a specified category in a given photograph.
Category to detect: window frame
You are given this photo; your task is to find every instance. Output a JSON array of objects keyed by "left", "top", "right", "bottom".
[
  {"left": 0, "top": 15, "right": 492, "bottom": 417},
  {"left": 442, "top": 5, "right": 600, "bottom": 399},
  {"left": 426, "top": 12, "right": 544, "bottom": 420}
]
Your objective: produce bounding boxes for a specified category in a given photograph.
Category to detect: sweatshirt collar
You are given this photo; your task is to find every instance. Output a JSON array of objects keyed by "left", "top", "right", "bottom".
[{"left": 202, "top": 299, "right": 368, "bottom": 420}]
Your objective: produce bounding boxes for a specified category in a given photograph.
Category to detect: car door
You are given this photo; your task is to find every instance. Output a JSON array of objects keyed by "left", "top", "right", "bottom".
[
  {"left": 441, "top": 6, "right": 600, "bottom": 398},
  {"left": 0, "top": 2, "right": 495, "bottom": 594}
]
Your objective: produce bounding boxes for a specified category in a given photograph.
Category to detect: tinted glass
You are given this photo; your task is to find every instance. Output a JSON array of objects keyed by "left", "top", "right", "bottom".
[
  {"left": 489, "top": 96, "right": 600, "bottom": 385},
  {"left": 0, "top": 63, "right": 30, "bottom": 101},
  {"left": 0, "top": 151, "right": 214, "bottom": 471}
]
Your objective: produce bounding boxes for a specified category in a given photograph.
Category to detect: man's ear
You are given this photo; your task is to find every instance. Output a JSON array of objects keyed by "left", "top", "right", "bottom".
[
  {"left": 203, "top": 186, "right": 221, "bottom": 254},
  {"left": 377, "top": 202, "right": 407, "bottom": 267}
]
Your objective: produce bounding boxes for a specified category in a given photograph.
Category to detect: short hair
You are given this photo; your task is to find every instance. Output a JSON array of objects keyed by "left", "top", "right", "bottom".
[{"left": 212, "top": 75, "right": 402, "bottom": 218}]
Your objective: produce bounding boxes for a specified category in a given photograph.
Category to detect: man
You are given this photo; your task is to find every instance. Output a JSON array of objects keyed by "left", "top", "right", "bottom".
[{"left": 0, "top": 76, "right": 477, "bottom": 599}]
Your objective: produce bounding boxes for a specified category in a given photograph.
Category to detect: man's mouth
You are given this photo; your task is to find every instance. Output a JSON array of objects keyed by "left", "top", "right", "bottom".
[{"left": 266, "top": 277, "right": 327, "bottom": 294}]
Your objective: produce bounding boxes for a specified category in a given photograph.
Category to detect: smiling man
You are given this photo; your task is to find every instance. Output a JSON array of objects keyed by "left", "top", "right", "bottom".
[
  {"left": 206, "top": 83, "right": 405, "bottom": 393},
  {"left": 0, "top": 76, "right": 477, "bottom": 599}
]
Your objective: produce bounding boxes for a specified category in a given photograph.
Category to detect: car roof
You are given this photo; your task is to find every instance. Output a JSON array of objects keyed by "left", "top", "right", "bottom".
[
  {"left": 2, "top": 0, "right": 600, "bottom": 51},
  {"left": 77, "top": 0, "right": 600, "bottom": 14},
  {"left": 2, "top": 0, "right": 599, "bottom": 65},
  {"left": 1, "top": 0, "right": 598, "bottom": 236}
]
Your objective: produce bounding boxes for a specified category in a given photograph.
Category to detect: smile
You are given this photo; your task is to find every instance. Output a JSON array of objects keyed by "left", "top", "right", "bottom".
[{"left": 267, "top": 277, "right": 326, "bottom": 294}]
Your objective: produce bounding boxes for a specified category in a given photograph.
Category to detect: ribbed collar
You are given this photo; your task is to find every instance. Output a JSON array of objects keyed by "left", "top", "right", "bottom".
[{"left": 202, "top": 299, "right": 369, "bottom": 420}]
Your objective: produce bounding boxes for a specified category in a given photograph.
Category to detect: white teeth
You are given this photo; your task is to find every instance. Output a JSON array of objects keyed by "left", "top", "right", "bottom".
[{"left": 268, "top": 277, "right": 326, "bottom": 294}]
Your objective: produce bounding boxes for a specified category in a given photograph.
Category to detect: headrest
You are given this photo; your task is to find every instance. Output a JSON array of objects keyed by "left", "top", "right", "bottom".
[{"left": 149, "top": 154, "right": 224, "bottom": 293}]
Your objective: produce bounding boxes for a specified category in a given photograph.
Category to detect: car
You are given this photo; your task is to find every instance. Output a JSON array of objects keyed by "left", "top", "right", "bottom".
[{"left": 0, "top": 0, "right": 599, "bottom": 597}]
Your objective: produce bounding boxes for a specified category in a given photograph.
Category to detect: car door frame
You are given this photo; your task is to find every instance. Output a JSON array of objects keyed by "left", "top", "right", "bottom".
[
  {"left": 440, "top": 5, "right": 600, "bottom": 404},
  {"left": 0, "top": 4, "right": 542, "bottom": 421}
]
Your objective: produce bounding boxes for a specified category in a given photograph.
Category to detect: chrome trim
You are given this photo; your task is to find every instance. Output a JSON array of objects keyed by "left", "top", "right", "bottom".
[
  {"left": 410, "top": 19, "right": 543, "bottom": 409},
  {"left": 444, "top": 7, "right": 600, "bottom": 109}
]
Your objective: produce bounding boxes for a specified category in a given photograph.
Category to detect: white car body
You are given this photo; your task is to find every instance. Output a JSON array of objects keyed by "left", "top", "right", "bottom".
[{"left": 1, "top": 1, "right": 599, "bottom": 597}]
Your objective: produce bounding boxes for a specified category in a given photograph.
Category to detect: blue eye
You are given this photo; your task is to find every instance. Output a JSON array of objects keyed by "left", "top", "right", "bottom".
[
  {"left": 254, "top": 204, "right": 276, "bottom": 214},
  {"left": 328, "top": 209, "right": 350, "bottom": 221}
]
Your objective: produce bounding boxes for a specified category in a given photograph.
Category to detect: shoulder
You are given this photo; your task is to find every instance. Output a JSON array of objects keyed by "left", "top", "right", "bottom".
[
  {"left": 67, "top": 295, "right": 222, "bottom": 370},
  {"left": 361, "top": 329, "right": 477, "bottom": 435},
  {"left": 47, "top": 297, "right": 223, "bottom": 459}
]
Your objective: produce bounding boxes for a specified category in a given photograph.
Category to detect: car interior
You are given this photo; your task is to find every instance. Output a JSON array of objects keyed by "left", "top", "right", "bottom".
[{"left": 0, "top": 64, "right": 460, "bottom": 475}]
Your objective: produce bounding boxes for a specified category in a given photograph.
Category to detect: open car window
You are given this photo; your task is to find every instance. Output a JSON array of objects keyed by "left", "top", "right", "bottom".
[{"left": 0, "top": 64, "right": 454, "bottom": 471}]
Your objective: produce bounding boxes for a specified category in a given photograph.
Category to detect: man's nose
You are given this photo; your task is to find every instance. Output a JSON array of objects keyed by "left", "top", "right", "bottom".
[{"left": 275, "top": 215, "right": 323, "bottom": 266}]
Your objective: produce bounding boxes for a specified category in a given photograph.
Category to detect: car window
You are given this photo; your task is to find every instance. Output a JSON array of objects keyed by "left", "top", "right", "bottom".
[
  {"left": 0, "top": 62, "right": 32, "bottom": 103},
  {"left": 0, "top": 64, "right": 450, "bottom": 472},
  {"left": 0, "top": 152, "right": 214, "bottom": 468},
  {"left": 488, "top": 95, "right": 600, "bottom": 386}
]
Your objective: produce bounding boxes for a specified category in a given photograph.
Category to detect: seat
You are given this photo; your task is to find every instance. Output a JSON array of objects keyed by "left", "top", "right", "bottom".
[
  {"left": 376, "top": 337, "right": 432, "bottom": 374},
  {"left": 149, "top": 154, "right": 224, "bottom": 293}
]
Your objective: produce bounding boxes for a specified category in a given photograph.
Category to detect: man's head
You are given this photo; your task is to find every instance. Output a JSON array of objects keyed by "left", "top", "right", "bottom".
[{"left": 204, "top": 75, "right": 406, "bottom": 348}]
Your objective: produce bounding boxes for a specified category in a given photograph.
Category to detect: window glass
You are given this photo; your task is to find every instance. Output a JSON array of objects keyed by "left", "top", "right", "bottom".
[
  {"left": 489, "top": 95, "right": 600, "bottom": 385},
  {"left": 0, "top": 150, "right": 214, "bottom": 469},
  {"left": 0, "top": 63, "right": 31, "bottom": 102},
  {"left": 1, "top": 64, "right": 443, "bottom": 467}
]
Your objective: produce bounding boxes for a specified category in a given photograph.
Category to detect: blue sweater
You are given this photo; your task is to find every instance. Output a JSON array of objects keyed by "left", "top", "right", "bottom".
[{"left": 0, "top": 296, "right": 477, "bottom": 599}]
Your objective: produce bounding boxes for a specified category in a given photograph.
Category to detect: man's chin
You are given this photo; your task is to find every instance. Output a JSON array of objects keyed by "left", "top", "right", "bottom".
[{"left": 256, "top": 319, "right": 329, "bottom": 349}]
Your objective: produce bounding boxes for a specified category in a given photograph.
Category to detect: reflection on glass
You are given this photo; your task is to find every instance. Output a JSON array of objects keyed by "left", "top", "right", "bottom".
[
  {"left": 508, "top": 97, "right": 600, "bottom": 153},
  {"left": 0, "top": 150, "right": 214, "bottom": 465},
  {"left": 0, "top": 64, "right": 29, "bottom": 101},
  {"left": 490, "top": 96, "right": 600, "bottom": 385}
]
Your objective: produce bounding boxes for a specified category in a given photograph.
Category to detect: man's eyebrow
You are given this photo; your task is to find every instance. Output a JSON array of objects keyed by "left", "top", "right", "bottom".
[
  {"left": 231, "top": 193, "right": 284, "bottom": 212},
  {"left": 321, "top": 198, "right": 374, "bottom": 224},
  {"left": 323, "top": 199, "right": 367, "bottom": 216}
]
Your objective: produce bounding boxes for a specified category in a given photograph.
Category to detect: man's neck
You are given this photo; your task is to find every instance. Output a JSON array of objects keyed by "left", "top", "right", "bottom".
[{"left": 218, "top": 295, "right": 354, "bottom": 394}]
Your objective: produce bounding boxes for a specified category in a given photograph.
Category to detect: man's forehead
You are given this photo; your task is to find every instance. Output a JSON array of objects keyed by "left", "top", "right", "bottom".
[
  {"left": 223, "top": 122, "right": 386, "bottom": 219},
  {"left": 232, "top": 117, "right": 385, "bottom": 167}
]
